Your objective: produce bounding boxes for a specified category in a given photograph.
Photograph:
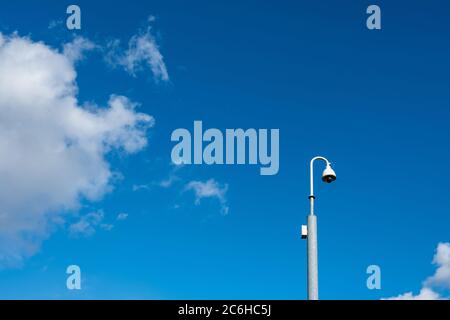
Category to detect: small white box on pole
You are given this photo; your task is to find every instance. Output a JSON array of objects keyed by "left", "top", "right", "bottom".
[{"left": 301, "top": 225, "right": 308, "bottom": 239}]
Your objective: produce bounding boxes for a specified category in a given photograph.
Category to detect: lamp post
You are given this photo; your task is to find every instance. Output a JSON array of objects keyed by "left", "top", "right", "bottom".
[{"left": 301, "top": 156, "right": 336, "bottom": 300}]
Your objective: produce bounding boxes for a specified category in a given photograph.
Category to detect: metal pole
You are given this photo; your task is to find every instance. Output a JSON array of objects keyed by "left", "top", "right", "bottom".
[
  {"left": 307, "top": 196, "right": 318, "bottom": 300},
  {"left": 304, "top": 156, "right": 335, "bottom": 300},
  {"left": 306, "top": 156, "right": 328, "bottom": 300}
]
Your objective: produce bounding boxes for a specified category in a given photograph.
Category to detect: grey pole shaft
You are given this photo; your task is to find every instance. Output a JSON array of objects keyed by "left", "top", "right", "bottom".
[{"left": 307, "top": 197, "right": 318, "bottom": 300}]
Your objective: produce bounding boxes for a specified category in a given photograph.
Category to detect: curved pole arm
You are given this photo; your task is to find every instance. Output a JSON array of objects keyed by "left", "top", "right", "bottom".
[{"left": 309, "top": 156, "right": 331, "bottom": 199}]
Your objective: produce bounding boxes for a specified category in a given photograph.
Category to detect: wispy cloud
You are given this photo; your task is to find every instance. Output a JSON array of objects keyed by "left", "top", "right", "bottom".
[
  {"left": 63, "top": 36, "right": 97, "bottom": 63},
  {"left": 159, "top": 175, "right": 180, "bottom": 188},
  {"left": 100, "top": 223, "right": 114, "bottom": 231},
  {"left": 105, "top": 16, "right": 169, "bottom": 82},
  {"left": 132, "top": 163, "right": 183, "bottom": 191},
  {"left": 384, "top": 242, "right": 450, "bottom": 300},
  {"left": 135, "top": 162, "right": 230, "bottom": 215},
  {"left": 185, "top": 179, "right": 229, "bottom": 215},
  {"left": 116, "top": 213, "right": 129, "bottom": 221},
  {"left": 132, "top": 184, "right": 151, "bottom": 192},
  {"left": 69, "top": 211, "right": 108, "bottom": 237},
  {"left": 48, "top": 20, "right": 63, "bottom": 29},
  {"left": 158, "top": 163, "right": 184, "bottom": 188},
  {"left": 60, "top": 16, "right": 169, "bottom": 81}
]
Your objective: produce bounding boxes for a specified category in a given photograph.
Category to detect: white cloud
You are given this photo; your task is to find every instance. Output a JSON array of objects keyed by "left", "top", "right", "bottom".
[
  {"left": 117, "top": 213, "right": 129, "bottom": 221},
  {"left": 106, "top": 18, "right": 169, "bottom": 82},
  {"left": 384, "top": 242, "right": 450, "bottom": 300},
  {"left": 386, "top": 287, "right": 441, "bottom": 300},
  {"left": 425, "top": 242, "right": 450, "bottom": 289},
  {"left": 0, "top": 33, "right": 153, "bottom": 267},
  {"left": 63, "top": 36, "right": 97, "bottom": 63},
  {"left": 185, "top": 179, "right": 229, "bottom": 215}
]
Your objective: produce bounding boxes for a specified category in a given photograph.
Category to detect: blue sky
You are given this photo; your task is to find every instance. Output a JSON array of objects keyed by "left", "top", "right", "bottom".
[{"left": 0, "top": 0, "right": 449, "bottom": 299}]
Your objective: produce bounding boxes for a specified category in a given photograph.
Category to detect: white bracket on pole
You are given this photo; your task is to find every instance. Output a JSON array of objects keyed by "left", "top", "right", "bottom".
[{"left": 301, "top": 225, "right": 308, "bottom": 239}]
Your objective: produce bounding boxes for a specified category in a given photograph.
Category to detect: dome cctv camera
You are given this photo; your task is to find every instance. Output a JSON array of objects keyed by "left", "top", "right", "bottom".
[{"left": 321, "top": 164, "right": 336, "bottom": 183}]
